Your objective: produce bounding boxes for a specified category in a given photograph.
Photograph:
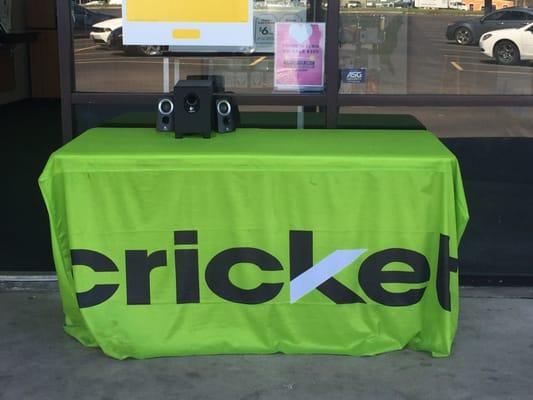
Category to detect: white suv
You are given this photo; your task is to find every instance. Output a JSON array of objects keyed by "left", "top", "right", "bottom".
[
  {"left": 449, "top": 2, "right": 468, "bottom": 11},
  {"left": 479, "top": 22, "right": 533, "bottom": 65},
  {"left": 89, "top": 18, "right": 122, "bottom": 47},
  {"left": 346, "top": 0, "right": 362, "bottom": 8}
]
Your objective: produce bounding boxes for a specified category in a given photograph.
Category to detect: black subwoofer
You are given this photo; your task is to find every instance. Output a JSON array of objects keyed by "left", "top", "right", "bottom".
[{"left": 173, "top": 79, "right": 214, "bottom": 139}]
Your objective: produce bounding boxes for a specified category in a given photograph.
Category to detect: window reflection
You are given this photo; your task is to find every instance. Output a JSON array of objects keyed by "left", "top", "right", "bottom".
[
  {"left": 339, "top": 12, "right": 408, "bottom": 94},
  {"left": 73, "top": 0, "right": 321, "bottom": 93},
  {"left": 72, "top": 1, "right": 533, "bottom": 95},
  {"left": 339, "top": 6, "right": 533, "bottom": 95},
  {"left": 340, "top": 106, "right": 533, "bottom": 137}
]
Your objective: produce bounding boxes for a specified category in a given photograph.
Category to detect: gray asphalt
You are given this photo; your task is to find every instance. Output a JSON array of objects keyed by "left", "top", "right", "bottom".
[
  {"left": 407, "top": 14, "right": 533, "bottom": 95},
  {"left": 1, "top": 286, "right": 532, "bottom": 399}
]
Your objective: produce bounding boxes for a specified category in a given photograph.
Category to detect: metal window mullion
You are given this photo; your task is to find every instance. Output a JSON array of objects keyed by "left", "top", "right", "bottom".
[
  {"left": 325, "top": 0, "right": 341, "bottom": 128},
  {"left": 56, "top": 0, "right": 75, "bottom": 143}
]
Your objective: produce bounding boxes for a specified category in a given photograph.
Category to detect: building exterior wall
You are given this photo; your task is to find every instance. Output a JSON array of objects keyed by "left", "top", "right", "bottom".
[{"left": 465, "top": 0, "right": 515, "bottom": 10}]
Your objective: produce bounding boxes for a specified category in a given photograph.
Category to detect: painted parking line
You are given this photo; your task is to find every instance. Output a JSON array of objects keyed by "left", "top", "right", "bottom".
[
  {"left": 435, "top": 46, "right": 479, "bottom": 53},
  {"left": 459, "top": 67, "right": 533, "bottom": 76},
  {"left": 249, "top": 56, "right": 267, "bottom": 67},
  {"left": 457, "top": 60, "right": 533, "bottom": 71},
  {"left": 74, "top": 45, "right": 99, "bottom": 53},
  {"left": 429, "top": 39, "right": 453, "bottom": 43},
  {"left": 75, "top": 53, "right": 121, "bottom": 59},
  {"left": 449, "top": 59, "right": 532, "bottom": 75},
  {"left": 74, "top": 60, "right": 251, "bottom": 66},
  {"left": 450, "top": 61, "right": 464, "bottom": 71},
  {"left": 75, "top": 60, "right": 165, "bottom": 65},
  {"left": 74, "top": 42, "right": 94, "bottom": 48},
  {"left": 439, "top": 50, "right": 481, "bottom": 56},
  {"left": 75, "top": 59, "right": 266, "bottom": 67},
  {"left": 75, "top": 57, "right": 159, "bottom": 62},
  {"left": 445, "top": 54, "right": 484, "bottom": 60}
]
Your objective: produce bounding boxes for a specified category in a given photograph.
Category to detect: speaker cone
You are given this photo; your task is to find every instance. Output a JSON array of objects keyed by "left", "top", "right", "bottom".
[
  {"left": 217, "top": 99, "right": 232, "bottom": 117},
  {"left": 184, "top": 93, "right": 200, "bottom": 114},
  {"left": 158, "top": 98, "right": 174, "bottom": 115}
]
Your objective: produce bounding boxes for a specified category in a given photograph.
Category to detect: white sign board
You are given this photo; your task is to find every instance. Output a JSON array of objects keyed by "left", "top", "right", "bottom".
[
  {"left": 122, "top": 0, "right": 254, "bottom": 50},
  {"left": 414, "top": 0, "right": 448, "bottom": 8},
  {"left": 254, "top": 8, "right": 307, "bottom": 52}
]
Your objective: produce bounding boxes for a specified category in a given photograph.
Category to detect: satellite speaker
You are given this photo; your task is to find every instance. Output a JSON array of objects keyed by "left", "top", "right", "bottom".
[
  {"left": 215, "top": 96, "right": 238, "bottom": 133},
  {"left": 174, "top": 79, "right": 214, "bottom": 139},
  {"left": 156, "top": 98, "right": 174, "bottom": 132}
]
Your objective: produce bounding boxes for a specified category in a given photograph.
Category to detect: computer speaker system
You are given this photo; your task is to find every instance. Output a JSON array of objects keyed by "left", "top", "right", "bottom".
[
  {"left": 186, "top": 74, "right": 225, "bottom": 93},
  {"left": 215, "top": 96, "right": 238, "bottom": 134},
  {"left": 173, "top": 79, "right": 214, "bottom": 139},
  {"left": 156, "top": 97, "right": 174, "bottom": 132}
]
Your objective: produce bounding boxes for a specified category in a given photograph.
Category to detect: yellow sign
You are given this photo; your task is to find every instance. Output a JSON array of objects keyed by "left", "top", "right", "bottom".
[
  {"left": 126, "top": 0, "right": 249, "bottom": 23},
  {"left": 172, "top": 29, "right": 201, "bottom": 39}
]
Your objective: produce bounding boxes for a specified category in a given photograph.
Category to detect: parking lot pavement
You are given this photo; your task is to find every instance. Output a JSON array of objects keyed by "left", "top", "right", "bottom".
[
  {"left": 408, "top": 15, "right": 533, "bottom": 95},
  {"left": 74, "top": 38, "right": 275, "bottom": 93}
]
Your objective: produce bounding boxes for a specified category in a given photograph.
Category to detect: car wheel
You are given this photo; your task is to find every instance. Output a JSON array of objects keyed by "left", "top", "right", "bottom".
[
  {"left": 494, "top": 40, "right": 520, "bottom": 65},
  {"left": 137, "top": 45, "right": 163, "bottom": 56},
  {"left": 454, "top": 27, "right": 473, "bottom": 45}
]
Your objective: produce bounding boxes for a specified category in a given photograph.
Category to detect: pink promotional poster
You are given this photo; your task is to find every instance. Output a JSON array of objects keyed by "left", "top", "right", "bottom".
[{"left": 274, "top": 22, "right": 325, "bottom": 91}]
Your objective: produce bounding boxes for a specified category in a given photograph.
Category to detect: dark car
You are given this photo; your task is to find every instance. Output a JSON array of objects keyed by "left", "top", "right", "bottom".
[
  {"left": 394, "top": 0, "right": 413, "bottom": 7},
  {"left": 72, "top": 4, "right": 114, "bottom": 33},
  {"left": 445, "top": 7, "right": 533, "bottom": 45}
]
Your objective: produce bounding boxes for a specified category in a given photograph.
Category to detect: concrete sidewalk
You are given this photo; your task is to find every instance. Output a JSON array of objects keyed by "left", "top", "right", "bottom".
[{"left": 1, "top": 287, "right": 532, "bottom": 400}]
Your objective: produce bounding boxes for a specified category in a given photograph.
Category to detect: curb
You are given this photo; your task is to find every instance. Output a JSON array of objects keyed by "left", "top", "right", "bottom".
[{"left": 0, "top": 275, "right": 58, "bottom": 291}]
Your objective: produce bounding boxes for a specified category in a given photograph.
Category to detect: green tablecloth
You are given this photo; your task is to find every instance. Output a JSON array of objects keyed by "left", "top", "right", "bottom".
[{"left": 39, "top": 128, "right": 468, "bottom": 359}]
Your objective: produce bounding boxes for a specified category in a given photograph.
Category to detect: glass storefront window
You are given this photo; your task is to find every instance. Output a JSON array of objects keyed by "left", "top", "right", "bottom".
[
  {"left": 74, "top": 104, "right": 326, "bottom": 132},
  {"left": 339, "top": 11, "right": 407, "bottom": 94},
  {"left": 339, "top": 106, "right": 533, "bottom": 138},
  {"left": 338, "top": 6, "right": 533, "bottom": 95},
  {"left": 72, "top": 0, "right": 326, "bottom": 93}
]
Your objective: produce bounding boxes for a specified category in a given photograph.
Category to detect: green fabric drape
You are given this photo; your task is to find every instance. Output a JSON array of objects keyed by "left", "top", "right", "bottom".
[{"left": 39, "top": 128, "right": 468, "bottom": 359}]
